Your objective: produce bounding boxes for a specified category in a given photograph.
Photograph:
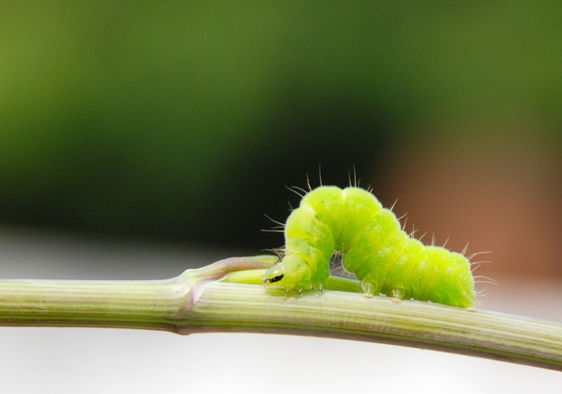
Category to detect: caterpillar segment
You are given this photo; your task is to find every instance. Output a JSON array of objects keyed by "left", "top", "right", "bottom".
[{"left": 263, "top": 186, "right": 477, "bottom": 308}]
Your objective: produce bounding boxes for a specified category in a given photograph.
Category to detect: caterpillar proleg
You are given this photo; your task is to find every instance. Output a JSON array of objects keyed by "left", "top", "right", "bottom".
[{"left": 263, "top": 186, "right": 477, "bottom": 308}]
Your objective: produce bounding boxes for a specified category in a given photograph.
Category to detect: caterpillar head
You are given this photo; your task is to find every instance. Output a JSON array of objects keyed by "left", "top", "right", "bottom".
[{"left": 263, "top": 255, "right": 312, "bottom": 291}]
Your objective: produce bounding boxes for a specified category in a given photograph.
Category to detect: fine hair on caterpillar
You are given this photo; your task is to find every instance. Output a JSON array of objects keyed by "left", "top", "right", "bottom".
[{"left": 263, "top": 174, "right": 482, "bottom": 308}]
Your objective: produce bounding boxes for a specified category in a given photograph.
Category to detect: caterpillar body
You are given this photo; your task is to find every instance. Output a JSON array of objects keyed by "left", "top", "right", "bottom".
[{"left": 263, "top": 186, "right": 477, "bottom": 308}]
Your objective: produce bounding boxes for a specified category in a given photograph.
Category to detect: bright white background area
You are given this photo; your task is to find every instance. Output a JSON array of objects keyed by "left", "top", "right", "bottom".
[{"left": 0, "top": 228, "right": 560, "bottom": 394}]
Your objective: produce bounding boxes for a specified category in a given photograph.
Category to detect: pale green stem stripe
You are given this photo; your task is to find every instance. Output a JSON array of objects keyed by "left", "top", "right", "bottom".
[
  {"left": 0, "top": 256, "right": 560, "bottom": 371},
  {"left": 0, "top": 278, "right": 183, "bottom": 331}
]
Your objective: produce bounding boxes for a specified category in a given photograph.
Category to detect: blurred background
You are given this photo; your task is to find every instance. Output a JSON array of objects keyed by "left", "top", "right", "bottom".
[{"left": 0, "top": 1, "right": 560, "bottom": 393}]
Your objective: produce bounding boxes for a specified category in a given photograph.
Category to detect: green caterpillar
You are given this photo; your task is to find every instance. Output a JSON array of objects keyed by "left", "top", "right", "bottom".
[{"left": 263, "top": 185, "right": 477, "bottom": 308}]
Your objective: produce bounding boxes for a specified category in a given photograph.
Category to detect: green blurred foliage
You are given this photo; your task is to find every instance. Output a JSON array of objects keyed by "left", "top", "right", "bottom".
[{"left": 0, "top": 1, "right": 560, "bottom": 248}]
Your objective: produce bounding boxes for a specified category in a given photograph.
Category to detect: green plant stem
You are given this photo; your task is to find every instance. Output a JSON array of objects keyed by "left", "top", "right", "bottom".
[{"left": 0, "top": 256, "right": 560, "bottom": 371}]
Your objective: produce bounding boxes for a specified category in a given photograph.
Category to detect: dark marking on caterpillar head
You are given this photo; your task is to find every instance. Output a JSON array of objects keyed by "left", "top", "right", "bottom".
[{"left": 267, "top": 274, "right": 284, "bottom": 283}]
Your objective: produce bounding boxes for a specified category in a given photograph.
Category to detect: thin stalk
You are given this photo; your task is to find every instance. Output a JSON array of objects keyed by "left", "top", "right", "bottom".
[{"left": 0, "top": 256, "right": 560, "bottom": 371}]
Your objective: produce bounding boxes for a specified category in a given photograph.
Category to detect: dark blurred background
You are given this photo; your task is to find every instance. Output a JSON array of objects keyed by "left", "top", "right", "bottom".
[{"left": 0, "top": 1, "right": 560, "bottom": 279}]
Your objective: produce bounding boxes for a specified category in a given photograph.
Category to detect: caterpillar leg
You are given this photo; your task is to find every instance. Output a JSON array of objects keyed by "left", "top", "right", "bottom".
[
  {"left": 360, "top": 278, "right": 380, "bottom": 297},
  {"left": 390, "top": 288, "right": 405, "bottom": 299},
  {"left": 389, "top": 287, "right": 409, "bottom": 304},
  {"left": 361, "top": 276, "right": 408, "bottom": 303}
]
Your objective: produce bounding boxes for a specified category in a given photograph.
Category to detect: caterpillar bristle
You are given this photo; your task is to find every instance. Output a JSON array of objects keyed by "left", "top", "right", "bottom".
[
  {"left": 305, "top": 173, "right": 312, "bottom": 191},
  {"left": 474, "top": 275, "right": 498, "bottom": 286},
  {"left": 475, "top": 291, "right": 489, "bottom": 309},
  {"left": 346, "top": 166, "right": 359, "bottom": 188},
  {"left": 401, "top": 216, "right": 408, "bottom": 231},
  {"left": 264, "top": 214, "right": 286, "bottom": 227},
  {"left": 471, "top": 264, "right": 482, "bottom": 274},
  {"left": 291, "top": 185, "right": 309, "bottom": 196},
  {"left": 409, "top": 225, "right": 418, "bottom": 238},
  {"left": 262, "top": 246, "right": 285, "bottom": 259},
  {"left": 318, "top": 164, "right": 323, "bottom": 186},
  {"left": 442, "top": 235, "right": 450, "bottom": 248},
  {"left": 418, "top": 231, "right": 428, "bottom": 242},
  {"left": 389, "top": 198, "right": 399, "bottom": 212},
  {"left": 293, "top": 185, "right": 308, "bottom": 195},
  {"left": 470, "top": 260, "right": 493, "bottom": 274},
  {"left": 461, "top": 242, "right": 470, "bottom": 256},
  {"left": 471, "top": 260, "right": 493, "bottom": 265},
  {"left": 285, "top": 185, "right": 305, "bottom": 198},
  {"left": 397, "top": 212, "right": 408, "bottom": 222},
  {"left": 430, "top": 233, "right": 436, "bottom": 246},
  {"left": 468, "top": 250, "right": 492, "bottom": 260},
  {"left": 475, "top": 281, "right": 497, "bottom": 287},
  {"left": 475, "top": 289, "right": 488, "bottom": 305}
]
